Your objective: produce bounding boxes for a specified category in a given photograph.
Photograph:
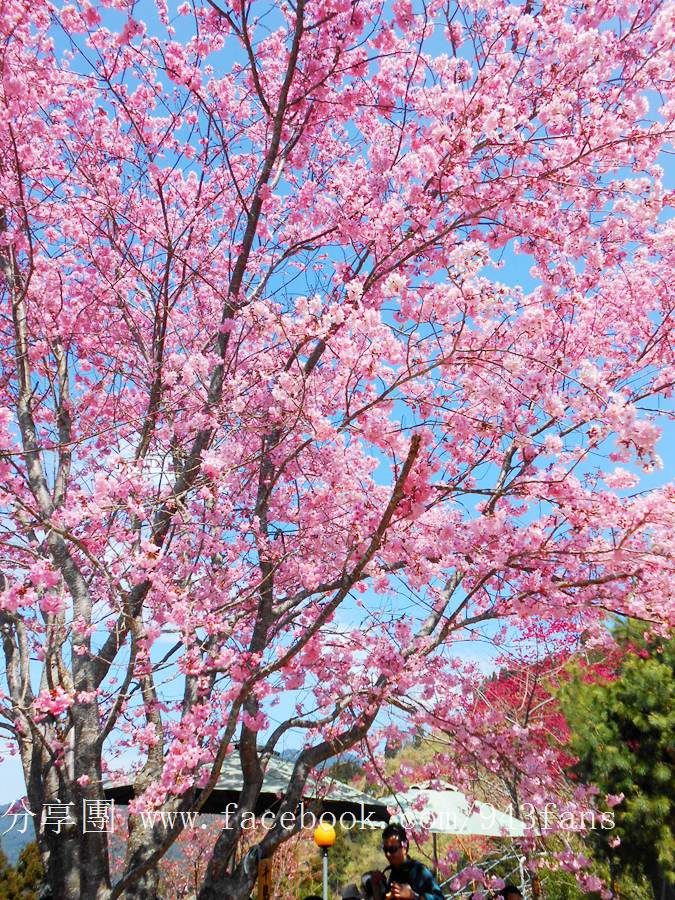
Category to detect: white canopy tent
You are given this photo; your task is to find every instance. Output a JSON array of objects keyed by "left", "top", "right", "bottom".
[{"left": 381, "top": 783, "right": 527, "bottom": 838}]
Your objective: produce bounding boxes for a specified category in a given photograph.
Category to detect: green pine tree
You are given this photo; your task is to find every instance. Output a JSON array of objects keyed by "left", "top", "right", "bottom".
[
  {"left": 559, "top": 624, "right": 674, "bottom": 899},
  {"left": 0, "top": 842, "right": 44, "bottom": 900},
  {"left": 0, "top": 846, "right": 21, "bottom": 900},
  {"left": 14, "top": 843, "right": 44, "bottom": 899}
]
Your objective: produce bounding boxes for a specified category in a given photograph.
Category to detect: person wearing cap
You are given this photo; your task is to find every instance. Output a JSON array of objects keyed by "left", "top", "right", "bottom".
[{"left": 381, "top": 823, "right": 444, "bottom": 900}]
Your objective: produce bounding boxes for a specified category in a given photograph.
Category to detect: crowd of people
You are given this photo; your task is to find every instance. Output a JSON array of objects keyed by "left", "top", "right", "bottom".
[{"left": 304, "top": 823, "right": 525, "bottom": 900}]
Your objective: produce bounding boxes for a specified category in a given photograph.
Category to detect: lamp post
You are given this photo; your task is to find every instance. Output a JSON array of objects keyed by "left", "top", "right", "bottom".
[{"left": 313, "top": 822, "right": 337, "bottom": 900}]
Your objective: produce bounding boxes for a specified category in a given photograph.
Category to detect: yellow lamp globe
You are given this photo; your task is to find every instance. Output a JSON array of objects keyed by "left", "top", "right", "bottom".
[{"left": 313, "top": 822, "right": 336, "bottom": 848}]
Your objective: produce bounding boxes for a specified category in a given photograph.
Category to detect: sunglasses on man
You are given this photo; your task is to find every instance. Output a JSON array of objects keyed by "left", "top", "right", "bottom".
[{"left": 382, "top": 842, "right": 405, "bottom": 855}]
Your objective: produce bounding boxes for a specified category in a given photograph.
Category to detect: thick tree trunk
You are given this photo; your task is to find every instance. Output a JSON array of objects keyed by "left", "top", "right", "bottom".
[
  {"left": 34, "top": 799, "right": 112, "bottom": 899},
  {"left": 116, "top": 818, "right": 161, "bottom": 900},
  {"left": 17, "top": 737, "right": 112, "bottom": 899},
  {"left": 197, "top": 856, "right": 255, "bottom": 900},
  {"left": 41, "top": 826, "right": 81, "bottom": 900},
  {"left": 111, "top": 801, "right": 167, "bottom": 900}
]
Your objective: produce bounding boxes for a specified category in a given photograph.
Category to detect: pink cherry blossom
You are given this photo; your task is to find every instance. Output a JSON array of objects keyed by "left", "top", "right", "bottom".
[{"left": 0, "top": 0, "right": 672, "bottom": 897}]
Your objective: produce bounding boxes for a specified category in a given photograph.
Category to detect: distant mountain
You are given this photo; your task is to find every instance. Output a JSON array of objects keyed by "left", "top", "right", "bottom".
[
  {"left": 278, "top": 748, "right": 301, "bottom": 761},
  {"left": 0, "top": 802, "right": 35, "bottom": 864},
  {"left": 278, "top": 748, "right": 363, "bottom": 766}
]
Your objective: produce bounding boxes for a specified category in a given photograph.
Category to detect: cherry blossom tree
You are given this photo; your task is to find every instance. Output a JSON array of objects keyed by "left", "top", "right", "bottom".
[{"left": 0, "top": 0, "right": 673, "bottom": 897}]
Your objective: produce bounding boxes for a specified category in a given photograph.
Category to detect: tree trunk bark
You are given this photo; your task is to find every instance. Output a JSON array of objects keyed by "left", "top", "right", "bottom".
[
  {"left": 114, "top": 813, "right": 162, "bottom": 900},
  {"left": 41, "top": 825, "right": 81, "bottom": 899},
  {"left": 197, "top": 864, "right": 255, "bottom": 900},
  {"left": 197, "top": 831, "right": 256, "bottom": 900}
]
